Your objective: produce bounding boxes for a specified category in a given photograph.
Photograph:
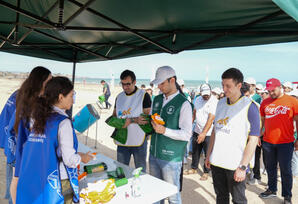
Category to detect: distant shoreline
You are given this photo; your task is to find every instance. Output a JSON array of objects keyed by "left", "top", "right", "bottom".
[{"left": 0, "top": 71, "right": 268, "bottom": 90}]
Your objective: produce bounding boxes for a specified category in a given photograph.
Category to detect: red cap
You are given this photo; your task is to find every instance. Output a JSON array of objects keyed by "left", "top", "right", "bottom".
[{"left": 265, "top": 78, "right": 281, "bottom": 91}]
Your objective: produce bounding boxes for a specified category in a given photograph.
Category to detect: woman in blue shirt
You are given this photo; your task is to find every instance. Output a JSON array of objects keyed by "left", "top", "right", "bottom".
[{"left": 16, "top": 76, "right": 93, "bottom": 204}]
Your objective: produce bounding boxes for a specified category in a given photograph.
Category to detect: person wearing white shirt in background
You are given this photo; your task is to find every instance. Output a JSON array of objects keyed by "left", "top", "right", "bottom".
[
  {"left": 184, "top": 83, "right": 218, "bottom": 181},
  {"left": 150, "top": 66, "right": 192, "bottom": 204}
]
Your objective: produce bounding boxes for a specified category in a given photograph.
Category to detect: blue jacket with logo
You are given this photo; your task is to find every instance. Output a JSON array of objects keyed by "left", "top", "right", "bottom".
[
  {"left": 16, "top": 113, "right": 79, "bottom": 204},
  {"left": 0, "top": 91, "right": 17, "bottom": 150}
]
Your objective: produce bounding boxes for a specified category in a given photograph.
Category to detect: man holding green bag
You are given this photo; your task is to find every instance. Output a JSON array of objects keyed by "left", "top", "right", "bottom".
[{"left": 106, "top": 70, "right": 152, "bottom": 172}]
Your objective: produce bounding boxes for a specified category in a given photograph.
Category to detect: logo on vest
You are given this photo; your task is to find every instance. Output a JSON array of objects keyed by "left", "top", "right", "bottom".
[
  {"left": 118, "top": 108, "right": 132, "bottom": 118},
  {"left": 8, "top": 136, "right": 16, "bottom": 155},
  {"left": 4, "top": 125, "right": 9, "bottom": 135},
  {"left": 47, "top": 170, "right": 63, "bottom": 198},
  {"left": 217, "top": 117, "right": 229, "bottom": 126},
  {"left": 216, "top": 117, "right": 231, "bottom": 134},
  {"left": 162, "top": 149, "right": 174, "bottom": 156},
  {"left": 166, "top": 106, "right": 175, "bottom": 114},
  {"left": 265, "top": 105, "right": 290, "bottom": 119},
  {"left": 28, "top": 132, "right": 46, "bottom": 143}
]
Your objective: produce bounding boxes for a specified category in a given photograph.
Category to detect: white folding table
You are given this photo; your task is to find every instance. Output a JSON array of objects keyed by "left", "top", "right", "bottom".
[{"left": 78, "top": 143, "right": 178, "bottom": 204}]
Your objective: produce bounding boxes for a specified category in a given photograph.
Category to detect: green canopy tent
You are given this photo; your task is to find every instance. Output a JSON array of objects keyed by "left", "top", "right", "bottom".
[{"left": 0, "top": 0, "right": 298, "bottom": 82}]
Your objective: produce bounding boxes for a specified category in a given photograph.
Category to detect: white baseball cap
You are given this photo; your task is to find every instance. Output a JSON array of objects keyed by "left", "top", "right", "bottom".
[
  {"left": 200, "top": 83, "right": 211, "bottom": 96},
  {"left": 283, "top": 81, "right": 293, "bottom": 89},
  {"left": 212, "top": 87, "right": 221, "bottom": 95},
  {"left": 177, "top": 79, "right": 184, "bottom": 86},
  {"left": 256, "top": 84, "right": 263, "bottom": 90},
  {"left": 258, "top": 88, "right": 268, "bottom": 94},
  {"left": 244, "top": 77, "right": 256, "bottom": 85},
  {"left": 288, "top": 89, "right": 298, "bottom": 97},
  {"left": 151, "top": 66, "right": 176, "bottom": 85}
]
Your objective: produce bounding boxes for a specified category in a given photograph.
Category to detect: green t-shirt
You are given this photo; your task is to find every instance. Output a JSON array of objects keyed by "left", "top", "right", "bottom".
[{"left": 252, "top": 93, "right": 262, "bottom": 104}]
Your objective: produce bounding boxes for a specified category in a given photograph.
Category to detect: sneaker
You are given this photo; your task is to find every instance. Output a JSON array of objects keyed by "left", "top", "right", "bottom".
[
  {"left": 259, "top": 189, "right": 277, "bottom": 198},
  {"left": 284, "top": 196, "right": 292, "bottom": 204}
]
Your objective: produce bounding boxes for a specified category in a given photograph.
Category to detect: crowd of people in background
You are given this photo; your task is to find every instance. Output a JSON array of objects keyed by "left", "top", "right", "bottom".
[{"left": 0, "top": 65, "right": 297, "bottom": 204}]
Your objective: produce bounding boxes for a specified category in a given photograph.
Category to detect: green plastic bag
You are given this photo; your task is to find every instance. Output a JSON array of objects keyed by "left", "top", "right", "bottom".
[
  {"left": 98, "top": 95, "right": 105, "bottom": 103},
  {"left": 105, "top": 115, "right": 153, "bottom": 144},
  {"left": 111, "top": 128, "right": 127, "bottom": 144},
  {"left": 139, "top": 114, "right": 153, "bottom": 134},
  {"left": 105, "top": 116, "right": 126, "bottom": 129},
  {"left": 106, "top": 116, "right": 127, "bottom": 144}
]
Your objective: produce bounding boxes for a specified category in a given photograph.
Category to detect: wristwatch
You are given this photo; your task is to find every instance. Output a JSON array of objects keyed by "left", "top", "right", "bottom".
[{"left": 238, "top": 165, "right": 247, "bottom": 171}]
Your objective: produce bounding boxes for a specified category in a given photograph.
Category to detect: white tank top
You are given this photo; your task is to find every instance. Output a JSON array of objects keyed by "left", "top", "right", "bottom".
[
  {"left": 115, "top": 88, "right": 146, "bottom": 146},
  {"left": 210, "top": 96, "right": 254, "bottom": 170}
]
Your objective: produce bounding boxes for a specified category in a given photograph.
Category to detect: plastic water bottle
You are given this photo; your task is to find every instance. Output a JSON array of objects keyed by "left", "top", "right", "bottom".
[{"left": 131, "top": 167, "right": 142, "bottom": 197}]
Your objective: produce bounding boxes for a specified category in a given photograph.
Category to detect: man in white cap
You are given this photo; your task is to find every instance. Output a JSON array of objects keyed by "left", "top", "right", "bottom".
[
  {"left": 150, "top": 66, "right": 192, "bottom": 204},
  {"left": 184, "top": 83, "right": 218, "bottom": 181},
  {"left": 283, "top": 81, "right": 293, "bottom": 93},
  {"left": 244, "top": 77, "right": 262, "bottom": 104}
]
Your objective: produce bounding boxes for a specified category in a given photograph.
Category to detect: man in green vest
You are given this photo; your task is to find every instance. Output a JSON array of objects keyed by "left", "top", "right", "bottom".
[{"left": 150, "top": 66, "right": 192, "bottom": 204}]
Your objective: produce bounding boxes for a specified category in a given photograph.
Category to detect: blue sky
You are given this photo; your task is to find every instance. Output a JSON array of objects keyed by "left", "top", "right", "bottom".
[{"left": 0, "top": 41, "right": 298, "bottom": 83}]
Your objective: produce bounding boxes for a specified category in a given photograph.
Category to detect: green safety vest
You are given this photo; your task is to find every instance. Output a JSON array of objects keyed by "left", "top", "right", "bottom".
[{"left": 150, "top": 93, "right": 188, "bottom": 162}]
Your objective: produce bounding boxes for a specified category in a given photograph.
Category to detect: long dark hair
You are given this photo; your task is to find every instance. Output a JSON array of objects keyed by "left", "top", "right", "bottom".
[
  {"left": 32, "top": 76, "right": 73, "bottom": 134},
  {"left": 14, "top": 66, "right": 51, "bottom": 133}
]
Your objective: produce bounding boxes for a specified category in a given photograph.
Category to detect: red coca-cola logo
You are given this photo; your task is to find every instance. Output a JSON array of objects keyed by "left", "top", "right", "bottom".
[{"left": 265, "top": 105, "right": 290, "bottom": 118}]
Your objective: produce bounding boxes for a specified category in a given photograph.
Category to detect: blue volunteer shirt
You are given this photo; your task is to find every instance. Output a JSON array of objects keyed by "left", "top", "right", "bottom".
[{"left": 0, "top": 91, "right": 17, "bottom": 150}]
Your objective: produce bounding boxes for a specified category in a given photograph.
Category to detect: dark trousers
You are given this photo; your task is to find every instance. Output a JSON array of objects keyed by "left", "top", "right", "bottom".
[
  {"left": 191, "top": 132, "right": 210, "bottom": 173},
  {"left": 104, "top": 94, "right": 111, "bottom": 108},
  {"left": 262, "top": 141, "right": 294, "bottom": 197},
  {"left": 211, "top": 165, "right": 247, "bottom": 204},
  {"left": 252, "top": 145, "right": 262, "bottom": 180}
]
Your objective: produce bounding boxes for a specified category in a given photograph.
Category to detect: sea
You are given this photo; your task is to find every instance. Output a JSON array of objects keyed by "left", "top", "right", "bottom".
[{"left": 75, "top": 77, "right": 223, "bottom": 91}]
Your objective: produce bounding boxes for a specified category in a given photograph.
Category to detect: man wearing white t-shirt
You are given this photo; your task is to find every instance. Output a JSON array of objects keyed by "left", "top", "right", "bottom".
[{"left": 184, "top": 83, "right": 217, "bottom": 181}]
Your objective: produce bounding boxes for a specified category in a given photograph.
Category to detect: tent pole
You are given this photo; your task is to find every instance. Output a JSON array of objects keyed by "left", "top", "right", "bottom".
[
  {"left": 67, "top": 50, "right": 77, "bottom": 118},
  {"left": 72, "top": 57, "right": 76, "bottom": 83}
]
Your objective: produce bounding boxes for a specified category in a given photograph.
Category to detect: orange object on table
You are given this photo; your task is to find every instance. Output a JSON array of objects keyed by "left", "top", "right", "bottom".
[
  {"left": 151, "top": 113, "right": 165, "bottom": 125},
  {"left": 78, "top": 172, "right": 87, "bottom": 181}
]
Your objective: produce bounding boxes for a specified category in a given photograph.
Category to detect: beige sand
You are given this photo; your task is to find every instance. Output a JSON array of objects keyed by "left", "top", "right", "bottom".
[{"left": 0, "top": 78, "right": 297, "bottom": 204}]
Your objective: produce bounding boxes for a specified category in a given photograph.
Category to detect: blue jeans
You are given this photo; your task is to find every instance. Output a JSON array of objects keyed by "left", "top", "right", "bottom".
[
  {"left": 149, "top": 155, "right": 182, "bottom": 204},
  {"left": 183, "top": 135, "right": 193, "bottom": 164},
  {"left": 117, "top": 140, "right": 147, "bottom": 172},
  {"left": 263, "top": 141, "right": 294, "bottom": 197},
  {"left": 5, "top": 163, "right": 13, "bottom": 204}
]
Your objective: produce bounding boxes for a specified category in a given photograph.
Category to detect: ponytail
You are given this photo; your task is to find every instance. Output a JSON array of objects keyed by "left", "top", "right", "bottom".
[
  {"left": 32, "top": 97, "right": 53, "bottom": 134},
  {"left": 32, "top": 76, "right": 73, "bottom": 134}
]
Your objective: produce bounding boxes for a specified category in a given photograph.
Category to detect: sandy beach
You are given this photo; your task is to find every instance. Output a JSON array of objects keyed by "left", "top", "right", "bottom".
[{"left": 0, "top": 77, "right": 297, "bottom": 204}]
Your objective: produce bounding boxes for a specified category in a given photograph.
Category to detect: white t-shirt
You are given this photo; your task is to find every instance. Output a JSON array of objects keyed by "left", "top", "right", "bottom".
[{"left": 194, "top": 95, "right": 218, "bottom": 135}]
